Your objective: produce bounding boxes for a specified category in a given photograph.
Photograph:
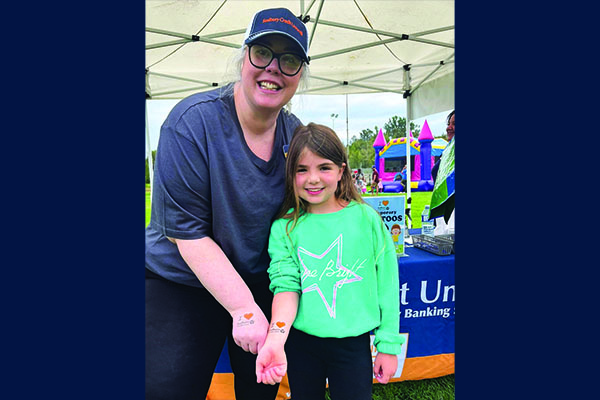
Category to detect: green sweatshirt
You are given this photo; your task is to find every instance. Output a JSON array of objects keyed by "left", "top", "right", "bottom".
[{"left": 267, "top": 201, "right": 402, "bottom": 355}]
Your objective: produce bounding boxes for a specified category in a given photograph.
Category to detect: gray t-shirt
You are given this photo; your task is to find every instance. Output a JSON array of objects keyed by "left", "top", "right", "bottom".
[{"left": 145, "top": 84, "right": 301, "bottom": 287}]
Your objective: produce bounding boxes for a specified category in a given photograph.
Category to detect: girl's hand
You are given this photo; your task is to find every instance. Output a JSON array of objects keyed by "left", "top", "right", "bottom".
[
  {"left": 373, "top": 352, "right": 398, "bottom": 384},
  {"left": 231, "top": 305, "right": 269, "bottom": 354},
  {"left": 256, "top": 342, "right": 287, "bottom": 385}
]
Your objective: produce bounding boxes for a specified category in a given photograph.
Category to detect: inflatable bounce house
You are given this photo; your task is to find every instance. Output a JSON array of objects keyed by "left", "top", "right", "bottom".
[{"left": 373, "top": 120, "right": 447, "bottom": 192}]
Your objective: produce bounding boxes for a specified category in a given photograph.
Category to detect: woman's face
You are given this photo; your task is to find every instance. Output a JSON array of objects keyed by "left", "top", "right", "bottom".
[
  {"left": 446, "top": 114, "right": 455, "bottom": 140},
  {"left": 239, "top": 35, "right": 303, "bottom": 112}
]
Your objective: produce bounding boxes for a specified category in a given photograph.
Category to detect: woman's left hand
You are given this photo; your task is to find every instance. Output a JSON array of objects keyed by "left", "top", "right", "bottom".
[{"left": 231, "top": 305, "right": 270, "bottom": 354}]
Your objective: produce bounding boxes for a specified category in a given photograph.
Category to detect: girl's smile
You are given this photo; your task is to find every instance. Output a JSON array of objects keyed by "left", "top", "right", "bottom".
[{"left": 305, "top": 188, "right": 324, "bottom": 195}]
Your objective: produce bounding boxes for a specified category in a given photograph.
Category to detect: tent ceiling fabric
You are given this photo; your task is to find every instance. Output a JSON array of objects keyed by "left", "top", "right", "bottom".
[{"left": 146, "top": 0, "right": 454, "bottom": 118}]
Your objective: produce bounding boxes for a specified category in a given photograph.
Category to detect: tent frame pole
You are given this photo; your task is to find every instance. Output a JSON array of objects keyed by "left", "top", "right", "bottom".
[
  {"left": 345, "top": 93, "right": 349, "bottom": 153},
  {"left": 403, "top": 67, "right": 412, "bottom": 229},
  {"left": 308, "top": 75, "right": 403, "bottom": 94},
  {"left": 311, "top": 37, "right": 401, "bottom": 60},
  {"left": 309, "top": 0, "right": 325, "bottom": 48},
  {"left": 149, "top": 71, "right": 216, "bottom": 86},
  {"left": 309, "top": 18, "right": 454, "bottom": 46},
  {"left": 410, "top": 54, "right": 455, "bottom": 94},
  {"left": 152, "top": 85, "right": 215, "bottom": 98},
  {"left": 146, "top": 101, "right": 154, "bottom": 200},
  {"left": 312, "top": 9, "right": 449, "bottom": 61},
  {"left": 298, "top": 60, "right": 452, "bottom": 95},
  {"left": 145, "top": 27, "right": 240, "bottom": 50}
]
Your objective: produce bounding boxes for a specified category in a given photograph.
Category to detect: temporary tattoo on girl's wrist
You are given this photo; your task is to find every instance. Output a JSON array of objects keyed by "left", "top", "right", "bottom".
[
  {"left": 236, "top": 312, "right": 255, "bottom": 327},
  {"left": 270, "top": 321, "right": 286, "bottom": 333}
]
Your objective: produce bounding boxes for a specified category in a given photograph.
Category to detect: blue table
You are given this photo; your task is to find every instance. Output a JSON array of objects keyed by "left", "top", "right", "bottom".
[{"left": 398, "top": 244, "right": 454, "bottom": 377}]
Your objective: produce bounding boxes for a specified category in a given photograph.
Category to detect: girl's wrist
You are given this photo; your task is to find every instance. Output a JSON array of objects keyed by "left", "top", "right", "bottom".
[
  {"left": 266, "top": 321, "right": 289, "bottom": 343},
  {"left": 264, "top": 334, "right": 287, "bottom": 349}
]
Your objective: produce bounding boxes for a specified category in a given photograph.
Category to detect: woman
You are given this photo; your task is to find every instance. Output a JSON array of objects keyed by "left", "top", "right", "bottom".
[
  {"left": 432, "top": 110, "right": 454, "bottom": 183},
  {"left": 145, "top": 8, "right": 310, "bottom": 400}
]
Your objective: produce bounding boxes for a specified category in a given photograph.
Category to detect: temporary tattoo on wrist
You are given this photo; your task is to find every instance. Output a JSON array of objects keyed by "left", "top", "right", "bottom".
[
  {"left": 236, "top": 312, "right": 255, "bottom": 327},
  {"left": 270, "top": 321, "right": 286, "bottom": 333}
]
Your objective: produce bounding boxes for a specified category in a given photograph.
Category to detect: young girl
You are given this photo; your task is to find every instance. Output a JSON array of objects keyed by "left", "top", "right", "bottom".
[{"left": 255, "top": 123, "right": 403, "bottom": 399}]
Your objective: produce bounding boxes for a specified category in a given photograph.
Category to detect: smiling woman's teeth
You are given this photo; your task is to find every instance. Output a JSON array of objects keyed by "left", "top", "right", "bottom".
[{"left": 259, "top": 81, "right": 280, "bottom": 90}]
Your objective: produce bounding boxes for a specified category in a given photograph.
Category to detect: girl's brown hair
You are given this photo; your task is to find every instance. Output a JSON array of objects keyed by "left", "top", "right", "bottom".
[{"left": 276, "top": 122, "right": 363, "bottom": 232}]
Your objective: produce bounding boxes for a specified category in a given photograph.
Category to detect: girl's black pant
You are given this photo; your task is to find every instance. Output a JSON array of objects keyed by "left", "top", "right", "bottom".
[{"left": 285, "top": 327, "right": 373, "bottom": 400}]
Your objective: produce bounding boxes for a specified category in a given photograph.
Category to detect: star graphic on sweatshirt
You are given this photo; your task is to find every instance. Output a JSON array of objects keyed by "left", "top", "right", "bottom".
[{"left": 297, "top": 234, "right": 363, "bottom": 319}]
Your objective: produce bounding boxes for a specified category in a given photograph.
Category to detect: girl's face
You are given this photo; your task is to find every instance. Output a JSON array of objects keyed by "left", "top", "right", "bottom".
[
  {"left": 295, "top": 148, "right": 345, "bottom": 214},
  {"left": 239, "top": 35, "right": 303, "bottom": 112}
]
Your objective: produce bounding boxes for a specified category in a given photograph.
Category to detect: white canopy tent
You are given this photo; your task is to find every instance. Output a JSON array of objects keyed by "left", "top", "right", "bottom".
[{"left": 146, "top": 0, "right": 454, "bottom": 225}]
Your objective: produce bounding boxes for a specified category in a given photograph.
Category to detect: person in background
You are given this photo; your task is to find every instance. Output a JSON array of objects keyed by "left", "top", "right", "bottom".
[
  {"left": 356, "top": 168, "right": 365, "bottom": 184},
  {"left": 394, "top": 165, "right": 408, "bottom": 192},
  {"left": 430, "top": 109, "right": 455, "bottom": 227},
  {"left": 145, "top": 8, "right": 310, "bottom": 400},
  {"left": 355, "top": 168, "right": 366, "bottom": 193},
  {"left": 371, "top": 165, "right": 380, "bottom": 195},
  {"left": 432, "top": 110, "right": 454, "bottom": 183},
  {"left": 255, "top": 123, "right": 403, "bottom": 399}
]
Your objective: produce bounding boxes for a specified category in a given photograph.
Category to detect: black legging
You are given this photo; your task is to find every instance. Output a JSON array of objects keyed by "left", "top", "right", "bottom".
[
  {"left": 145, "top": 268, "right": 279, "bottom": 400},
  {"left": 285, "top": 328, "right": 373, "bottom": 400}
]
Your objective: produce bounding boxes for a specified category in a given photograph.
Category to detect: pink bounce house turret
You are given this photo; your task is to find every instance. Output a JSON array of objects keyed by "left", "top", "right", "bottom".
[
  {"left": 416, "top": 120, "right": 434, "bottom": 191},
  {"left": 372, "top": 128, "right": 387, "bottom": 176},
  {"left": 371, "top": 119, "right": 445, "bottom": 192}
]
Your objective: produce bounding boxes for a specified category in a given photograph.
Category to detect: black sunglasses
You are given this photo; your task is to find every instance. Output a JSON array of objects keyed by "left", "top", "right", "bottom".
[{"left": 247, "top": 43, "right": 308, "bottom": 77}]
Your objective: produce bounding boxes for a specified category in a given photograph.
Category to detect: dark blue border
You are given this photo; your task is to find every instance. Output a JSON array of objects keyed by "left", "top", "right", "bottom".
[{"left": 3, "top": 2, "right": 144, "bottom": 398}]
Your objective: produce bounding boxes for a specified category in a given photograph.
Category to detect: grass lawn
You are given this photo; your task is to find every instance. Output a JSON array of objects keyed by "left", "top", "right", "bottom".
[
  {"left": 370, "top": 374, "right": 454, "bottom": 400},
  {"left": 145, "top": 185, "right": 152, "bottom": 227},
  {"left": 145, "top": 184, "right": 454, "bottom": 399}
]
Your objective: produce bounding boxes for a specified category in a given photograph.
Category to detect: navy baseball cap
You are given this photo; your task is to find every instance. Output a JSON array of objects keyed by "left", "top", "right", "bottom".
[{"left": 244, "top": 8, "right": 310, "bottom": 63}]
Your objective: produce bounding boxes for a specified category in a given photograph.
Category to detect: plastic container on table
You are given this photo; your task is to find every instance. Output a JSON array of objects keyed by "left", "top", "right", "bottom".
[{"left": 411, "top": 234, "right": 454, "bottom": 256}]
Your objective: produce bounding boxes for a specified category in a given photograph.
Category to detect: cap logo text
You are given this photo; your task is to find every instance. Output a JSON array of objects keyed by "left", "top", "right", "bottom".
[{"left": 262, "top": 17, "right": 304, "bottom": 36}]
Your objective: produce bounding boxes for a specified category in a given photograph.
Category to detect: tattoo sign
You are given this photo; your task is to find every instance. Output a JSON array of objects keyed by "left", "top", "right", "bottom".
[
  {"left": 270, "top": 321, "right": 286, "bottom": 333},
  {"left": 236, "top": 313, "right": 255, "bottom": 327}
]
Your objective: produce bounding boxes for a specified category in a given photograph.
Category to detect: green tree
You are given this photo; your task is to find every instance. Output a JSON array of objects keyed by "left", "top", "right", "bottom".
[
  {"left": 348, "top": 128, "right": 378, "bottom": 169},
  {"left": 348, "top": 138, "right": 374, "bottom": 169},
  {"left": 359, "top": 127, "right": 377, "bottom": 143},
  {"left": 383, "top": 116, "right": 421, "bottom": 139}
]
